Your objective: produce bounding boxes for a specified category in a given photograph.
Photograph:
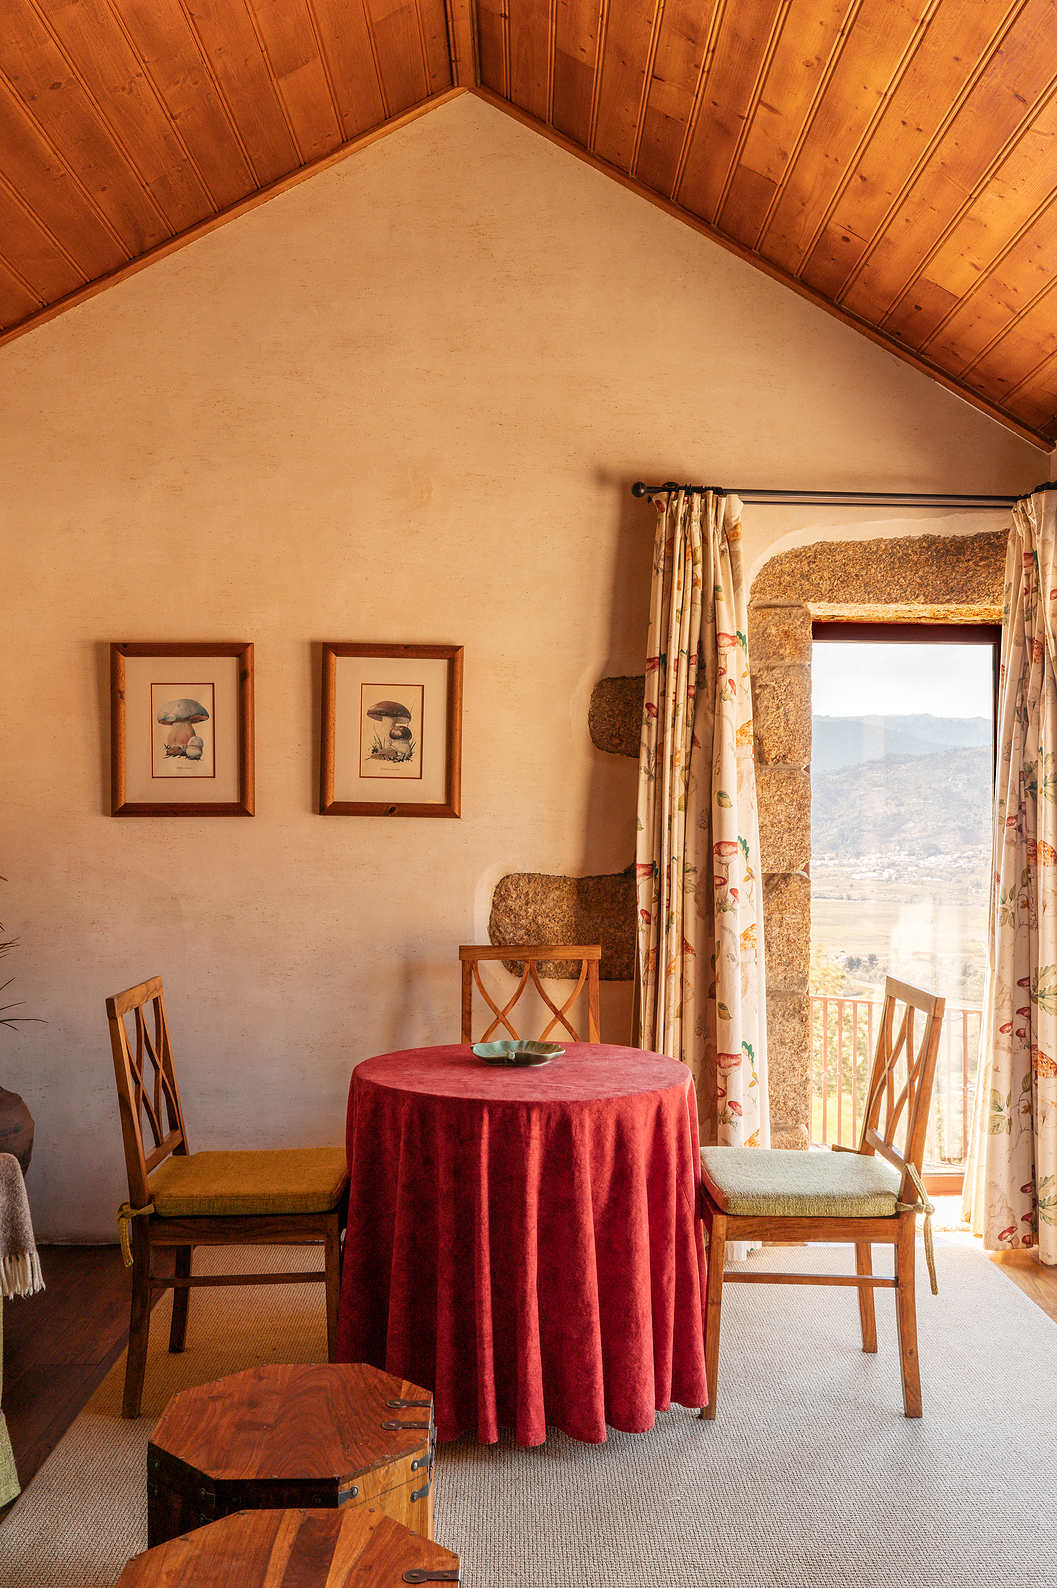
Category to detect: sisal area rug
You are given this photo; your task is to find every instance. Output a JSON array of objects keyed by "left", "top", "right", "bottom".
[{"left": 0, "top": 1239, "right": 1053, "bottom": 1587}]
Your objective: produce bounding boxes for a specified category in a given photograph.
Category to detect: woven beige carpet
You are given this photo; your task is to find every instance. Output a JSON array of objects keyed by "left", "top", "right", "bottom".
[{"left": 0, "top": 1239, "right": 1054, "bottom": 1587}]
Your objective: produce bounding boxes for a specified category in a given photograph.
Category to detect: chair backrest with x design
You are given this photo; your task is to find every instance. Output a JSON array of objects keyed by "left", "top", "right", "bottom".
[
  {"left": 459, "top": 944, "right": 601, "bottom": 1043},
  {"left": 106, "top": 976, "right": 190, "bottom": 1210},
  {"left": 856, "top": 975, "right": 945, "bottom": 1196}
]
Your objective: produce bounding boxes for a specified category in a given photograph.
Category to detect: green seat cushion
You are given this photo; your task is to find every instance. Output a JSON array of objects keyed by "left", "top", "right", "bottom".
[
  {"left": 700, "top": 1145, "right": 902, "bottom": 1217},
  {"left": 148, "top": 1147, "right": 348, "bottom": 1217}
]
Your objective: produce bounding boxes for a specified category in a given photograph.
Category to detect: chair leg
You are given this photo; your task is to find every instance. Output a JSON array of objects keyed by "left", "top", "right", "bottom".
[
  {"left": 123, "top": 1227, "right": 153, "bottom": 1420},
  {"left": 168, "top": 1246, "right": 192, "bottom": 1353},
  {"left": 855, "top": 1242, "right": 877, "bottom": 1353},
  {"left": 324, "top": 1214, "right": 342, "bottom": 1362},
  {"left": 699, "top": 1212, "right": 727, "bottom": 1421},
  {"left": 894, "top": 1215, "right": 922, "bottom": 1418}
]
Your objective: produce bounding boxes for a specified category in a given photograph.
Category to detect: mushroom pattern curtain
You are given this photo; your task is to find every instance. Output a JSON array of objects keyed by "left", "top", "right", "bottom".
[
  {"left": 964, "top": 488, "right": 1057, "bottom": 1263},
  {"left": 634, "top": 489, "right": 769, "bottom": 1148}
]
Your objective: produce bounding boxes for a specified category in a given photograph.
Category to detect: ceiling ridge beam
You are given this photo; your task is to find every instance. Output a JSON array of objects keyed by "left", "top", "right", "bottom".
[
  {"left": 471, "top": 83, "right": 1053, "bottom": 449},
  {"left": 0, "top": 88, "right": 466, "bottom": 358}
]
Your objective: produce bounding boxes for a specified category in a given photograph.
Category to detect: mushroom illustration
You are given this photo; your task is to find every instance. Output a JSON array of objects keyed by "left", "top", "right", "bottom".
[
  {"left": 366, "top": 700, "right": 412, "bottom": 761},
  {"left": 157, "top": 698, "right": 210, "bottom": 758},
  {"left": 388, "top": 724, "right": 414, "bottom": 761}
]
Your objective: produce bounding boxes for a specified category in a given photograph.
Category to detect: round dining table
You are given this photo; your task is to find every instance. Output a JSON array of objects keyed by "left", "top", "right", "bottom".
[{"left": 335, "top": 1042, "right": 708, "bottom": 1446}]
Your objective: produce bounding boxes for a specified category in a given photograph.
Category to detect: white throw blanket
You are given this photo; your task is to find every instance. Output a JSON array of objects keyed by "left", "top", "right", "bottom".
[{"left": 0, "top": 1152, "right": 43, "bottom": 1299}]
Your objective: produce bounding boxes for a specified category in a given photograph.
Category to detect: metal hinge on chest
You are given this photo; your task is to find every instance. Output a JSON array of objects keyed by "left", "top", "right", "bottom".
[{"left": 402, "top": 1572, "right": 460, "bottom": 1584}]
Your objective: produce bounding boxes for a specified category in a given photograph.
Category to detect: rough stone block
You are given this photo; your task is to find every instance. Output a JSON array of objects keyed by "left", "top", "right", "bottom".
[
  {"left": 756, "top": 767, "right": 811, "bottom": 873},
  {"left": 752, "top": 667, "right": 812, "bottom": 766},
  {"left": 589, "top": 676, "right": 644, "bottom": 758},
  {"left": 748, "top": 602, "right": 812, "bottom": 666},
  {"left": 762, "top": 872, "right": 810, "bottom": 994},
  {"left": 489, "top": 870, "right": 636, "bottom": 981},
  {"left": 770, "top": 1126, "right": 811, "bottom": 1151},
  {"left": 751, "top": 530, "right": 1005, "bottom": 609},
  {"left": 765, "top": 991, "right": 812, "bottom": 1143}
]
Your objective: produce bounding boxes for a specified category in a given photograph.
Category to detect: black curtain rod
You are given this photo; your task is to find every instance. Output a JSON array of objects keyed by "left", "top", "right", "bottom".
[{"left": 631, "top": 480, "right": 1057, "bottom": 508}]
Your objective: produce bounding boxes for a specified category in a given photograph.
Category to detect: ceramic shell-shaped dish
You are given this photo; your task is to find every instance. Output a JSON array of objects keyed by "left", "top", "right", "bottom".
[{"left": 472, "top": 1041, "right": 564, "bottom": 1066}]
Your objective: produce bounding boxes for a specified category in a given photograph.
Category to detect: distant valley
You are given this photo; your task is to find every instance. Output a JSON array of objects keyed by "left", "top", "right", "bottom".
[{"left": 810, "top": 717, "right": 993, "bottom": 1002}]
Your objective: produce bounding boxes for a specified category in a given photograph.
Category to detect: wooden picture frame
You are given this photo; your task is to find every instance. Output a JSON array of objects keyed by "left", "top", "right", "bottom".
[
  {"left": 320, "top": 643, "right": 463, "bottom": 817},
  {"left": 111, "top": 642, "right": 254, "bottom": 817}
]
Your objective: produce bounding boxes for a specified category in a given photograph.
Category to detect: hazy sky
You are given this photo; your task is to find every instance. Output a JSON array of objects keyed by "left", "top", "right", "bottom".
[{"left": 812, "top": 642, "right": 994, "bottom": 718}]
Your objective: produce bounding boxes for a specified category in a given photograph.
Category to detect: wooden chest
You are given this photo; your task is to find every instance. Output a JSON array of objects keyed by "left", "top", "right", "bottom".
[
  {"left": 117, "top": 1507, "right": 460, "bottom": 1587},
  {"left": 146, "top": 1362, "right": 435, "bottom": 1548}
]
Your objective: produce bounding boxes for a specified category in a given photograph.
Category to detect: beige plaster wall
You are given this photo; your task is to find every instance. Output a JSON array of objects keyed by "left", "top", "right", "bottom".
[{"left": 0, "top": 93, "right": 1042, "bottom": 1238}]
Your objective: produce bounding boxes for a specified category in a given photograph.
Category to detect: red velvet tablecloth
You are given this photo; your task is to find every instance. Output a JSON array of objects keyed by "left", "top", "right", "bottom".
[{"left": 336, "top": 1043, "right": 708, "bottom": 1445}]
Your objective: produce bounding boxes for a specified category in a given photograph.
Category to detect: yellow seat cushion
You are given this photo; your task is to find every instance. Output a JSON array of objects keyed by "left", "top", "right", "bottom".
[
  {"left": 700, "top": 1145, "right": 901, "bottom": 1218},
  {"left": 148, "top": 1147, "right": 348, "bottom": 1217}
]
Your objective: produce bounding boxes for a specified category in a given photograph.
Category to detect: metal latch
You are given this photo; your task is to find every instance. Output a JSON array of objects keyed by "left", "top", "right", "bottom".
[
  {"left": 382, "top": 1419, "right": 431, "bottom": 1431},
  {"left": 411, "top": 1429, "right": 437, "bottom": 1473},
  {"left": 402, "top": 1572, "right": 459, "bottom": 1584},
  {"left": 410, "top": 1478, "right": 431, "bottom": 1502},
  {"left": 387, "top": 1398, "right": 432, "bottom": 1409}
]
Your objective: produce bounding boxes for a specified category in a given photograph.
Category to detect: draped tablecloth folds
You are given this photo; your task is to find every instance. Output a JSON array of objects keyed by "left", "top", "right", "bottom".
[{"left": 336, "top": 1043, "right": 708, "bottom": 1446}]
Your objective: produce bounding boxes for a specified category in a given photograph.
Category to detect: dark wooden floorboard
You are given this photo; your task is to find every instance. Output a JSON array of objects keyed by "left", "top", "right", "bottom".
[
  {"left": 2, "top": 1246, "right": 134, "bottom": 1498},
  {"left": 2, "top": 1244, "right": 175, "bottom": 1511}
]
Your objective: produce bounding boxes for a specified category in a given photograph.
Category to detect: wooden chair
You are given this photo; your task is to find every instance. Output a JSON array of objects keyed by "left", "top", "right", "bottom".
[
  {"left": 699, "top": 977, "right": 945, "bottom": 1419},
  {"left": 106, "top": 976, "right": 349, "bottom": 1419},
  {"left": 459, "top": 944, "right": 601, "bottom": 1043}
]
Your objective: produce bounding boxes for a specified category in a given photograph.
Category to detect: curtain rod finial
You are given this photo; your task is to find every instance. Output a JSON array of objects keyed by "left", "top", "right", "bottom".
[{"left": 631, "top": 481, "right": 648, "bottom": 497}]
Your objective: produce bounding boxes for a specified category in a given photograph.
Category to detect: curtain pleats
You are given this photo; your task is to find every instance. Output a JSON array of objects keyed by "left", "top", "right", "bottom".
[
  {"left": 964, "top": 489, "right": 1057, "bottom": 1263},
  {"left": 635, "top": 490, "right": 769, "bottom": 1148}
]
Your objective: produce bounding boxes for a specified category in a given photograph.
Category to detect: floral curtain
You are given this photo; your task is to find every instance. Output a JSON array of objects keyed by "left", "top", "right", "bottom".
[
  {"left": 635, "top": 489, "right": 769, "bottom": 1148},
  {"left": 964, "top": 488, "right": 1057, "bottom": 1263}
]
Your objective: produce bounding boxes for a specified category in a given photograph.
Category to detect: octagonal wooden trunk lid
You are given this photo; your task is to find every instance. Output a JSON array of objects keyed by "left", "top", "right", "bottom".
[
  {"left": 117, "top": 1507, "right": 459, "bottom": 1587},
  {"left": 147, "top": 1363, "right": 434, "bottom": 1547}
]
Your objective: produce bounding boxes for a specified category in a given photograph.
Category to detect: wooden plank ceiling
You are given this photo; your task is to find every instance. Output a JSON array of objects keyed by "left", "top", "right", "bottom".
[{"left": 2, "top": 0, "right": 1056, "bottom": 447}]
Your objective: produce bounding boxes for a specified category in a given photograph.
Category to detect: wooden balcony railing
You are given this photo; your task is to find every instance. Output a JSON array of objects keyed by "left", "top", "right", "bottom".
[{"left": 809, "top": 993, "right": 982, "bottom": 1171}]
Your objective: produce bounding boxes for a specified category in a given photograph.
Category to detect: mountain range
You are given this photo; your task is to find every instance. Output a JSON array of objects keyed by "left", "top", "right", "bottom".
[
  {"left": 812, "top": 743, "right": 992, "bottom": 857},
  {"left": 812, "top": 713, "right": 992, "bottom": 774}
]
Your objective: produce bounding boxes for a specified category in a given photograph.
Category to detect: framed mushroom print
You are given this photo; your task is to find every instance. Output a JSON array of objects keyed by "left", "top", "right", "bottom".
[
  {"left": 320, "top": 643, "right": 462, "bottom": 817},
  {"left": 111, "top": 642, "right": 254, "bottom": 816}
]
